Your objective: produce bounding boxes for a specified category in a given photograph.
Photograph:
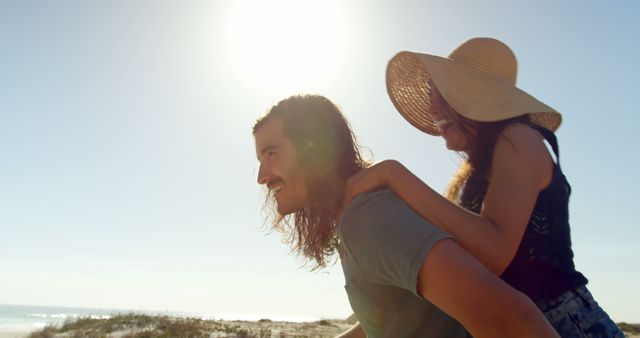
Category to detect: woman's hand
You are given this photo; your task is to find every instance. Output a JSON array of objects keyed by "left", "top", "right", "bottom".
[{"left": 343, "top": 160, "right": 401, "bottom": 206}]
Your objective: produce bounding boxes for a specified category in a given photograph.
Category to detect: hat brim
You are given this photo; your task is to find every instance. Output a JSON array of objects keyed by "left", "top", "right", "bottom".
[{"left": 386, "top": 51, "right": 562, "bottom": 135}]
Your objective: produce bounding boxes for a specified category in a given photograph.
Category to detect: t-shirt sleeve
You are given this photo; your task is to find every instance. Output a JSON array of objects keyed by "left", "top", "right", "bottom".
[{"left": 338, "top": 189, "right": 453, "bottom": 297}]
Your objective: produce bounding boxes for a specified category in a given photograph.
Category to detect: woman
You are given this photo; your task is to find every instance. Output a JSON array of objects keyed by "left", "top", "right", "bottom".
[{"left": 344, "top": 38, "right": 623, "bottom": 337}]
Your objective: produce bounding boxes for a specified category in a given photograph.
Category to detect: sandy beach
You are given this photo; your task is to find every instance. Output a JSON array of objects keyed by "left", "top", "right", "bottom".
[{"left": 0, "top": 332, "right": 30, "bottom": 338}]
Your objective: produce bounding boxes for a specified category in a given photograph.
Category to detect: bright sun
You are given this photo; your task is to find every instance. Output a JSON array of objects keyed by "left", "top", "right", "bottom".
[{"left": 227, "top": 0, "right": 346, "bottom": 93}]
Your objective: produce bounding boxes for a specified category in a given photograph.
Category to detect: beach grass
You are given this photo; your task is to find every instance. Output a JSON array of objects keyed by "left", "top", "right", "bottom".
[
  {"left": 26, "top": 313, "right": 638, "bottom": 338},
  {"left": 27, "top": 313, "right": 351, "bottom": 338},
  {"left": 618, "top": 322, "right": 640, "bottom": 334}
]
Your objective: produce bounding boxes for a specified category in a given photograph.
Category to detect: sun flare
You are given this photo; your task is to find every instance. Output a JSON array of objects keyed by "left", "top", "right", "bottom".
[{"left": 227, "top": 0, "right": 346, "bottom": 93}]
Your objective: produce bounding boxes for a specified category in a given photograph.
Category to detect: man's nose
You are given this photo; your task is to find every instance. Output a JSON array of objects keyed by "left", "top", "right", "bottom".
[{"left": 257, "top": 162, "right": 271, "bottom": 185}]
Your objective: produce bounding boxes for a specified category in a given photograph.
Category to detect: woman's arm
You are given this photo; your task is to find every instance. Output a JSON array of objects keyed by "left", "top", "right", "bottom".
[{"left": 344, "top": 124, "right": 552, "bottom": 274}]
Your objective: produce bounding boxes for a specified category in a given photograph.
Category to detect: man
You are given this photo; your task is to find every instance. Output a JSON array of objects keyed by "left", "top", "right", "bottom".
[{"left": 253, "top": 95, "right": 558, "bottom": 338}]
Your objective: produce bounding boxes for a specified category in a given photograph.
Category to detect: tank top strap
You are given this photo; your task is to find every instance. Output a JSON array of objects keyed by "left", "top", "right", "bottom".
[{"left": 531, "top": 125, "right": 561, "bottom": 166}]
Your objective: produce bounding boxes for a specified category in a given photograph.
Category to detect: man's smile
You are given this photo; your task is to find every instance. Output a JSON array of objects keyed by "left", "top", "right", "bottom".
[{"left": 267, "top": 179, "right": 285, "bottom": 197}]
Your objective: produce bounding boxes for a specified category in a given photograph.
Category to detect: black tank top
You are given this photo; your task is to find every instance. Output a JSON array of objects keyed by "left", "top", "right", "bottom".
[{"left": 460, "top": 126, "right": 588, "bottom": 301}]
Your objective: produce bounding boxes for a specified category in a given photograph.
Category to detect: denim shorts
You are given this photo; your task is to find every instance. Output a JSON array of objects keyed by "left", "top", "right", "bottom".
[{"left": 535, "top": 285, "right": 624, "bottom": 337}]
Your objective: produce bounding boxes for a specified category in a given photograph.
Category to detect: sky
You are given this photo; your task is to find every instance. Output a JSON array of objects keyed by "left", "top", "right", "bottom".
[{"left": 1, "top": 0, "right": 639, "bottom": 323}]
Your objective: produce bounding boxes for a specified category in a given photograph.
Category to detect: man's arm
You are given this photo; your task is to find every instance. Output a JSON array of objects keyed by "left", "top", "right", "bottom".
[
  {"left": 418, "top": 239, "right": 559, "bottom": 338},
  {"left": 334, "top": 321, "right": 365, "bottom": 338}
]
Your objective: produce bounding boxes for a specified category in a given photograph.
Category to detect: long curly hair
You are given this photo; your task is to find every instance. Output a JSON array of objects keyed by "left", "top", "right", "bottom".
[{"left": 253, "top": 95, "right": 369, "bottom": 269}]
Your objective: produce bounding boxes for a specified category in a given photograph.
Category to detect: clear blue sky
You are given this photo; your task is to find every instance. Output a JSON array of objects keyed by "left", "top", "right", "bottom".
[{"left": 1, "top": 0, "right": 638, "bottom": 322}]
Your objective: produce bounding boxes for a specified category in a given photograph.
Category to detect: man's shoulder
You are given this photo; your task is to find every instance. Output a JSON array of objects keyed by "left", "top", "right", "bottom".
[
  {"left": 339, "top": 189, "right": 401, "bottom": 227},
  {"left": 338, "top": 188, "right": 448, "bottom": 245},
  {"left": 338, "top": 188, "right": 422, "bottom": 245},
  {"left": 337, "top": 188, "right": 454, "bottom": 296}
]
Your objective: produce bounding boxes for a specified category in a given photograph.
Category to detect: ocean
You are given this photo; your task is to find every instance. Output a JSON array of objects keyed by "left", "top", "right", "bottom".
[{"left": 0, "top": 304, "right": 124, "bottom": 333}]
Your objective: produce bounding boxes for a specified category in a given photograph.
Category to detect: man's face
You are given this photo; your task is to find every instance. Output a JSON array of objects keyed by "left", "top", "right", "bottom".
[{"left": 255, "top": 118, "right": 309, "bottom": 215}]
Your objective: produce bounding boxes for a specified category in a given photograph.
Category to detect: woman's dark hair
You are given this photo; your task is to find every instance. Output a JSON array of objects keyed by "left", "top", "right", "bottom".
[
  {"left": 445, "top": 113, "right": 534, "bottom": 202},
  {"left": 253, "top": 94, "right": 369, "bottom": 269}
]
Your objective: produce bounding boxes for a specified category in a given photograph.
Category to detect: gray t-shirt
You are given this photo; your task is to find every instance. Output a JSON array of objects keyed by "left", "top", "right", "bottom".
[{"left": 338, "top": 189, "right": 468, "bottom": 338}]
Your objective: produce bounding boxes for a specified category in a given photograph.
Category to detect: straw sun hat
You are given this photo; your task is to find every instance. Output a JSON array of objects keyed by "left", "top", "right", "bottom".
[{"left": 386, "top": 37, "right": 562, "bottom": 136}]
